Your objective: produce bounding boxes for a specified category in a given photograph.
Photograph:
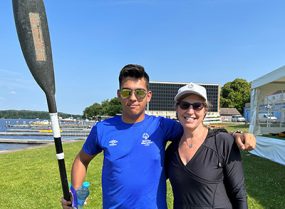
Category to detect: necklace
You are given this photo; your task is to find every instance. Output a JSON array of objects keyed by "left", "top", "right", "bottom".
[
  {"left": 182, "top": 128, "right": 208, "bottom": 149},
  {"left": 185, "top": 138, "right": 193, "bottom": 148}
]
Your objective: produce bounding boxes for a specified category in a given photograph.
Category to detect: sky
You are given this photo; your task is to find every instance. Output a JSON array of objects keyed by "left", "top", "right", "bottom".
[{"left": 1, "top": 0, "right": 285, "bottom": 115}]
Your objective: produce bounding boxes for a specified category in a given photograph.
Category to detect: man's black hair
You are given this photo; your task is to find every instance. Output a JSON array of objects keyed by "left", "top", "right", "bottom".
[{"left": 119, "top": 64, "right": 150, "bottom": 89}]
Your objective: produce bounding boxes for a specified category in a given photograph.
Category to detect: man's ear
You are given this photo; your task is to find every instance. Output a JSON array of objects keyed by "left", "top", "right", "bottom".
[
  {"left": 117, "top": 89, "right": 121, "bottom": 98},
  {"left": 146, "top": 91, "right": 152, "bottom": 103}
]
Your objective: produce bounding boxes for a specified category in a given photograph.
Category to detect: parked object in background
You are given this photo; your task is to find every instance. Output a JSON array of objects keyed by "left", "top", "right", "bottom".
[
  {"left": 220, "top": 108, "right": 243, "bottom": 122},
  {"left": 258, "top": 113, "right": 277, "bottom": 123},
  {"left": 232, "top": 115, "right": 246, "bottom": 122}
]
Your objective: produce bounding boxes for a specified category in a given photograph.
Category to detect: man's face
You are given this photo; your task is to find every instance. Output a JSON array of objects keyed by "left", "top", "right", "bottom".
[{"left": 117, "top": 77, "right": 152, "bottom": 123}]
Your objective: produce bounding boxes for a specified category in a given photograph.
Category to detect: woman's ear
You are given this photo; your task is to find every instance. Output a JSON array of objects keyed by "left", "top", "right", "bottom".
[{"left": 204, "top": 111, "right": 208, "bottom": 119}]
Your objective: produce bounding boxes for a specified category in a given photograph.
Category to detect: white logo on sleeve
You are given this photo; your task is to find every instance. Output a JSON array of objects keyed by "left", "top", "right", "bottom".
[
  {"left": 141, "top": 133, "right": 153, "bottom": 146},
  {"left": 109, "top": 139, "right": 118, "bottom": 146}
]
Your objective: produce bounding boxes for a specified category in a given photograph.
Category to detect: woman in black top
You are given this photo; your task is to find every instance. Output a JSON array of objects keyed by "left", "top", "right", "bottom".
[{"left": 165, "top": 83, "right": 247, "bottom": 209}]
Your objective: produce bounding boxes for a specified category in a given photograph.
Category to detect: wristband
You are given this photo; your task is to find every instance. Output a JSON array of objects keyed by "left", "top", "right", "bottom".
[{"left": 70, "top": 185, "right": 78, "bottom": 209}]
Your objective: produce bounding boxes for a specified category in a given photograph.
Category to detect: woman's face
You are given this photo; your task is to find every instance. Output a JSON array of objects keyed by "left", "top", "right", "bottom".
[{"left": 176, "top": 94, "right": 207, "bottom": 130}]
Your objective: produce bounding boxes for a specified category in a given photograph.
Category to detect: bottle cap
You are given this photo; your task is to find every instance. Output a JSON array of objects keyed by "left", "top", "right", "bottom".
[{"left": 82, "top": 181, "right": 90, "bottom": 188}]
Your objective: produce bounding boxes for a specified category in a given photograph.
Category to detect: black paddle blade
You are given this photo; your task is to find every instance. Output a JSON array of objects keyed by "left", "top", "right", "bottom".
[{"left": 13, "top": 0, "right": 55, "bottom": 97}]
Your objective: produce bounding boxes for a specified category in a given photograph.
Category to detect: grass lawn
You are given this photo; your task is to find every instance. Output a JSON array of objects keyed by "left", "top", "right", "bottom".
[{"left": 0, "top": 124, "right": 284, "bottom": 208}]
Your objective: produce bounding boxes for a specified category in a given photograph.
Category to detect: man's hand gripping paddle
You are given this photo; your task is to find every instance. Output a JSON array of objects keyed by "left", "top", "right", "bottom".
[{"left": 12, "top": 0, "right": 71, "bottom": 203}]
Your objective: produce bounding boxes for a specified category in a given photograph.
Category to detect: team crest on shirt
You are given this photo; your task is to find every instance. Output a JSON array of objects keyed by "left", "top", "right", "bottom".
[
  {"left": 109, "top": 139, "right": 118, "bottom": 146},
  {"left": 141, "top": 133, "right": 152, "bottom": 146}
]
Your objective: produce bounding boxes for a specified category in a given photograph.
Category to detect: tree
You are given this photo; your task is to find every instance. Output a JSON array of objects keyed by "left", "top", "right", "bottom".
[
  {"left": 83, "top": 97, "right": 122, "bottom": 119},
  {"left": 102, "top": 98, "right": 122, "bottom": 116},
  {"left": 83, "top": 103, "right": 103, "bottom": 119},
  {"left": 220, "top": 78, "right": 251, "bottom": 113}
]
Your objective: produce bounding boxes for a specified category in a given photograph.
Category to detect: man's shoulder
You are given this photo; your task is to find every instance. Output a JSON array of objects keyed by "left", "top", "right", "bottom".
[
  {"left": 102, "top": 115, "right": 119, "bottom": 122},
  {"left": 146, "top": 114, "right": 178, "bottom": 122},
  {"left": 94, "top": 115, "right": 121, "bottom": 128},
  {"left": 146, "top": 115, "right": 182, "bottom": 139},
  {"left": 145, "top": 114, "right": 180, "bottom": 127}
]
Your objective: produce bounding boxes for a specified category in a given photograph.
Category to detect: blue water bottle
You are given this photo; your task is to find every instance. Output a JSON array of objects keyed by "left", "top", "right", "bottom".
[{"left": 76, "top": 181, "right": 90, "bottom": 209}]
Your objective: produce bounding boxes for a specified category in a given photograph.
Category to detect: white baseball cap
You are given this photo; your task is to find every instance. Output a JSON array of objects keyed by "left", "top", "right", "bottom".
[{"left": 174, "top": 82, "right": 207, "bottom": 102}]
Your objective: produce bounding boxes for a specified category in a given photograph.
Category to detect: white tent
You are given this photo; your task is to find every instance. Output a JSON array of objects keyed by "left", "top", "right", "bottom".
[{"left": 249, "top": 65, "right": 285, "bottom": 165}]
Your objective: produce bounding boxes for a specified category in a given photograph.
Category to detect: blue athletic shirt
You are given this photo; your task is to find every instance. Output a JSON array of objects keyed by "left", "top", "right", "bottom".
[{"left": 83, "top": 114, "right": 183, "bottom": 209}]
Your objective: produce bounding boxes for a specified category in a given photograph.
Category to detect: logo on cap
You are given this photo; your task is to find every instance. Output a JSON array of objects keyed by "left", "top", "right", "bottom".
[{"left": 187, "top": 83, "right": 194, "bottom": 89}]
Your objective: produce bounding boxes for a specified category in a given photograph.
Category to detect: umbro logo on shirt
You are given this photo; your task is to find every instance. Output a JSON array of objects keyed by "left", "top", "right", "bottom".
[
  {"left": 109, "top": 139, "right": 118, "bottom": 146},
  {"left": 141, "top": 133, "right": 153, "bottom": 146}
]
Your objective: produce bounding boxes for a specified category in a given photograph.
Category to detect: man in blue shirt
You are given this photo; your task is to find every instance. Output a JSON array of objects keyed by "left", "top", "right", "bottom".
[{"left": 62, "top": 64, "right": 255, "bottom": 209}]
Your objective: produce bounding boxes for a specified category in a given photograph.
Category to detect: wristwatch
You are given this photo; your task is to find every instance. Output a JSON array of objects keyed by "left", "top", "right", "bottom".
[{"left": 232, "top": 130, "right": 243, "bottom": 137}]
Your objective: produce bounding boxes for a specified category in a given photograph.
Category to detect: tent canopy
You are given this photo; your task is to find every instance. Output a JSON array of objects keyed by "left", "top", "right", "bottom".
[
  {"left": 251, "top": 65, "right": 285, "bottom": 89},
  {"left": 250, "top": 65, "right": 285, "bottom": 135}
]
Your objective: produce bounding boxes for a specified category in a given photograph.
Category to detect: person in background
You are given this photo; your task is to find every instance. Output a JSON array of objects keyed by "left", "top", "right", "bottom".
[
  {"left": 62, "top": 64, "right": 254, "bottom": 209},
  {"left": 165, "top": 83, "right": 248, "bottom": 209}
]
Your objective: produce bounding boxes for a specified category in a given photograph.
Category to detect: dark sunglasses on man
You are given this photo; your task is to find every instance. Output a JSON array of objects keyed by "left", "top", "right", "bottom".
[{"left": 120, "top": 88, "right": 147, "bottom": 99}]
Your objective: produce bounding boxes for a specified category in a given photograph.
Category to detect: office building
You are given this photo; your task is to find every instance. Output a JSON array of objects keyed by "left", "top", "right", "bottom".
[{"left": 146, "top": 81, "right": 220, "bottom": 121}]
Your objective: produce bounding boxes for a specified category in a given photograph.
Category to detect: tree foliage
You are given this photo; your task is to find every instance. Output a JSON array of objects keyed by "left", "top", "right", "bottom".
[
  {"left": 83, "top": 97, "right": 122, "bottom": 119},
  {"left": 83, "top": 103, "right": 103, "bottom": 119},
  {"left": 220, "top": 78, "right": 251, "bottom": 113}
]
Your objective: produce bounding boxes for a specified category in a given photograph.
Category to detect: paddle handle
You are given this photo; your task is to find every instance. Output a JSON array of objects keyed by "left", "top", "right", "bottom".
[{"left": 50, "top": 111, "right": 70, "bottom": 201}]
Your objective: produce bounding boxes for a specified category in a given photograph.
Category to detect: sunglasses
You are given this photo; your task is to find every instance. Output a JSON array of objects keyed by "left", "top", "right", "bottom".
[
  {"left": 177, "top": 101, "right": 205, "bottom": 111},
  {"left": 120, "top": 88, "right": 147, "bottom": 99}
]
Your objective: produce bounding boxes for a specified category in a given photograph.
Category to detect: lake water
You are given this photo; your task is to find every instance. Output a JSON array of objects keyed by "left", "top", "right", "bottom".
[{"left": 0, "top": 118, "right": 92, "bottom": 152}]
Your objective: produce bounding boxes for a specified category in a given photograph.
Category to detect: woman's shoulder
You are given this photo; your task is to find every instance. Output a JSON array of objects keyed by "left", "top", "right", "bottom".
[
  {"left": 206, "top": 129, "right": 235, "bottom": 152},
  {"left": 208, "top": 128, "right": 234, "bottom": 141},
  {"left": 206, "top": 129, "right": 239, "bottom": 164}
]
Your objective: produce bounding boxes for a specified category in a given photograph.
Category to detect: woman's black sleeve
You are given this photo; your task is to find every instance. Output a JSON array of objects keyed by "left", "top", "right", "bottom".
[{"left": 223, "top": 135, "right": 248, "bottom": 209}]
